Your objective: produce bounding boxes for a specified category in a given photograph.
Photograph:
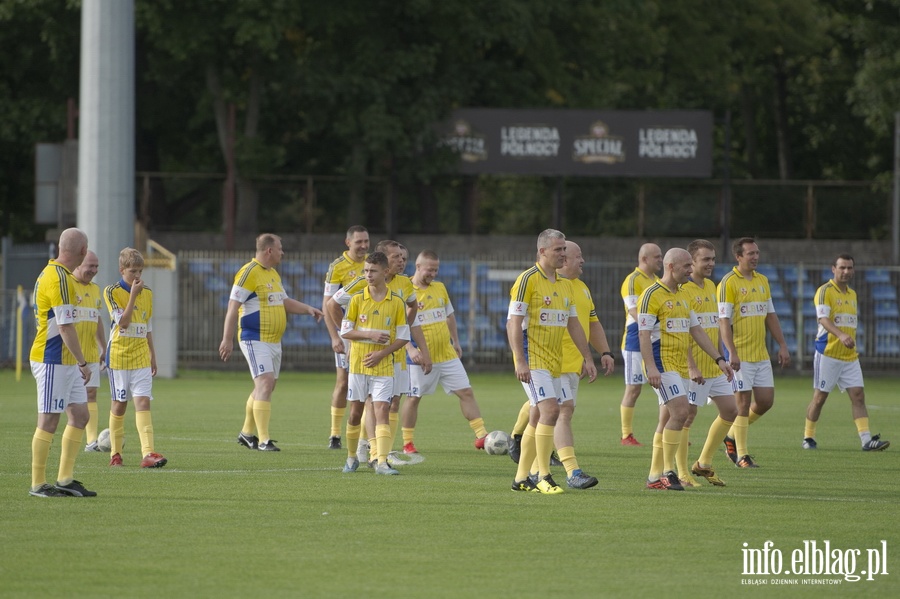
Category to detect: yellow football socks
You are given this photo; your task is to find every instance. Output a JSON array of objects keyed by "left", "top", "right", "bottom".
[
  {"left": 252, "top": 401, "right": 271, "bottom": 443},
  {"left": 242, "top": 394, "right": 255, "bottom": 435},
  {"left": 648, "top": 431, "right": 664, "bottom": 480},
  {"left": 512, "top": 402, "right": 530, "bottom": 436},
  {"left": 676, "top": 427, "right": 690, "bottom": 478},
  {"left": 748, "top": 408, "right": 762, "bottom": 425},
  {"left": 31, "top": 428, "right": 53, "bottom": 489},
  {"left": 468, "top": 417, "right": 487, "bottom": 440},
  {"left": 402, "top": 427, "right": 415, "bottom": 446},
  {"left": 732, "top": 415, "right": 749, "bottom": 457},
  {"left": 375, "top": 424, "right": 391, "bottom": 465},
  {"left": 557, "top": 446, "right": 578, "bottom": 477},
  {"left": 86, "top": 402, "right": 99, "bottom": 444},
  {"left": 534, "top": 423, "right": 555, "bottom": 477},
  {"left": 621, "top": 405, "right": 635, "bottom": 438},
  {"left": 110, "top": 412, "right": 126, "bottom": 455},
  {"left": 662, "top": 428, "right": 680, "bottom": 475},
  {"left": 330, "top": 407, "right": 345, "bottom": 438},
  {"left": 699, "top": 416, "right": 733, "bottom": 467},
  {"left": 57, "top": 425, "right": 83, "bottom": 485},
  {"left": 515, "top": 425, "right": 537, "bottom": 482},
  {"left": 345, "top": 424, "right": 360, "bottom": 459},
  {"left": 804, "top": 418, "right": 817, "bottom": 440},
  {"left": 389, "top": 412, "right": 399, "bottom": 448},
  {"left": 135, "top": 410, "right": 155, "bottom": 456}
]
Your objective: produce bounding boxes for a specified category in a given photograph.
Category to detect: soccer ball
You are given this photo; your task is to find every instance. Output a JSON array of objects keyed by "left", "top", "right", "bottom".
[
  {"left": 96, "top": 428, "right": 123, "bottom": 452},
  {"left": 483, "top": 430, "right": 512, "bottom": 455}
]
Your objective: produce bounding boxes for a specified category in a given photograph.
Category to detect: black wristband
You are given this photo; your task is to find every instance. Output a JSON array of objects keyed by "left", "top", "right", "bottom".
[
  {"left": 715, "top": 356, "right": 726, "bottom": 364},
  {"left": 78, "top": 361, "right": 87, "bottom": 367},
  {"left": 601, "top": 352, "right": 614, "bottom": 358}
]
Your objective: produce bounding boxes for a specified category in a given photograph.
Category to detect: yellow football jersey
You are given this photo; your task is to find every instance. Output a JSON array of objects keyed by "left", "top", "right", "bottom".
[
  {"left": 638, "top": 282, "right": 696, "bottom": 378},
  {"left": 342, "top": 287, "right": 410, "bottom": 377},
  {"left": 105, "top": 280, "right": 153, "bottom": 370},
  {"left": 814, "top": 280, "right": 858, "bottom": 361},
  {"left": 30, "top": 260, "right": 79, "bottom": 365},
  {"left": 508, "top": 263, "right": 578, "bottom": 377},
  {"left": 72, "top": 279, "right": 103, "bottom": 363},
  {"left": 683, "top": 277, "right": 721, "bottom": 378},
  {"left": 560, "top": 277, "right": 599, "bottom": 374},
  {"left": 229, "top": 259, "right": 287, "bottom": 343},
  {"left": 620, "top": 268, "right": 659, "bottom": 351},
  {"left": 411, "top": 281, "right": 457, "bottom": 364},
  {"left": 323, "top": 251, "right": 366, "bottom": 297},
  {"left": 717, "top": 268, "right": 773, "bottom": 362}
]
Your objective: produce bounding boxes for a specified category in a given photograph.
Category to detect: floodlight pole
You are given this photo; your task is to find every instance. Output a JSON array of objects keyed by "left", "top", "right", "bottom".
[{"left": 893, "top": 112, "right": 899, "bottom": 264}]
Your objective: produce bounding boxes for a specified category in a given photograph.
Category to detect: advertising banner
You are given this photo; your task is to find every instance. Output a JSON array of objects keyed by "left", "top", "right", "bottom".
[{"left": 439, "top": 109, "right": 713, "bottom": 177}]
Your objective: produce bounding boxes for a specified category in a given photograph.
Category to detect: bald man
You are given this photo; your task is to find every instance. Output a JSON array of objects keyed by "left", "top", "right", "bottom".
[
  {"left": 29, "top": 228, "right": 97, "bottom": 497},
  {"left": 637, "top": 248, "right": 733, "bottom": 491},
  {"left": 618, "top": 243, "right": 662, "bottom": 445}
]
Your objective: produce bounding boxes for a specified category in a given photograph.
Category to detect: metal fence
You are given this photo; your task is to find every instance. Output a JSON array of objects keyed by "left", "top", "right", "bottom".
[{"left": 4, "top": 255, "right": 899, "bottom": 372}]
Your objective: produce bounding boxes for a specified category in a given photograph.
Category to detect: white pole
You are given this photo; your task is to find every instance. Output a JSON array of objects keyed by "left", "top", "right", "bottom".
[
  {"left": 77, "top": 0, "right": 135, "bottom": 287},
  {"left": 894, "top": 112, "right": 900, "bottom": 264}
]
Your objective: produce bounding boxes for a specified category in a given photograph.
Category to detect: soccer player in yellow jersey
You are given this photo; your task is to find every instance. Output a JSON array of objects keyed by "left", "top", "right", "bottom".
[
  {"left": 104, "top": 248, "right": 167, "bottom": 468},
  {"left": 640, "top": 248, "right": 733, "bottom": 491},
  {"left": 680, "top": 240, "right": 738, "bottom": 487},
  {"left": 327, "top": 240, "right": 431, "bottom": 464},
  {"left": 72, "top": 250, "right": 108, "bottom": 452},
  {"left": 803, "top": 254, "right": 889, "bottom": 452},
  {"left": 323, "top": 225, "right": 369, "bottom": 450},
  {"left": 618, "top": 243, "right": 662, "bottom": 446},
  {"left": 28, "top": 227, "right": 96, "bottom": 497},
  {"left": 553, "top": 241, "right": 615, "bottom": 488},
  {"left": 401, "top": 249, "right": 490, "bottom": 454},
  {"left": 507, "top": 229, "right": 597, "bottom": 495},
  {"left": 220, "top": 234, "right": 324, "bottom": 452},
  {"left": 338, "top": 252, "right": 411, "bottom": 475},
  {"left": 717, "top": 237, "right": 791, "bottom": 468}
]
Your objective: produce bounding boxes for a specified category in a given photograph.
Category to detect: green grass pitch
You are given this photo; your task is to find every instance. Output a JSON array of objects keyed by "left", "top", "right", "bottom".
[{"left": 1, "top": 368, "right": 897, "bottom": 597}]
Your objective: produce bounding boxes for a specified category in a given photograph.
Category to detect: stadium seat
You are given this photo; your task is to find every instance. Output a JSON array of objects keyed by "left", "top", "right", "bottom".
[
  {"left": 487, "top": 297, "right": 508, "bottom": 314},
  {"left": 479, "top": 280, "right": 502, "bottom": 295},
  {"left": 448, "top": 279, "right": 471, "bottom": 296},
  {"left": 865, "top": 269, "right": 891, "bottom": 283},
  {"left": 874, "top": 338, "right": 900, "bottom": 356},
  {"left": 455, "top": 296, "right": 470, "bottom": 313},
  {"left": 779, "top": 318, "right": 796, "bottom": 335},
  {"left": 439, "top": 261, "right": 462, "bottom": 279},
  {"left": 871, "top": 285, "right": 897, "bottom": 301},
  {"left": 874, "top": 301, "right": 900, "bottom": 318},
  {"left": 306, "top": 329, "right": 332, "bottom": 347},
  {"left": 770, "top": 282, "right": 786, "bottom": 300},
  {"left": 713, "top": 265, "right": 731, "bottom": 281},
  {"left": 282, "top": 330, "right": 306, "bottom": 346},
  {"left": 204, "top": 277, "right": 230, "bottom": 293},
  {"left": 312, "top": 261, "right": 331, "bottom": 277},
  {"left": 804, "top": 318, "right": 819, "bottom": 335},
  {"left": 480, "top": 331, "right": 508, "bottom": 350},
  {"left": 875, "top": 319, "right": 900, "bottom": 336},
  {"left": 757, "top": 264, "right": 779, "bottom": 281},
  {"left": 773, "top": 298, "right": 792, "bottom": 317},
  {"left": 221, "top": 259, "right": 245, "bottom": 276},
  {"left": 280, "top": 262, "right": 306, "bottom": 277},
  {"left": 187, "top": 260, "right": 216, "bottom": 275},
  {"left": 802, "top": 302, "right": 817, "bottom": 318},
  {"left": 819, "top": 267, "right": 833, "bottom": 282},
  {"left": 781, "top": 266, "right": 808, "bottom": 284},
  {"left": 301, "top": 277, "right": 323, "bottom": 293}
]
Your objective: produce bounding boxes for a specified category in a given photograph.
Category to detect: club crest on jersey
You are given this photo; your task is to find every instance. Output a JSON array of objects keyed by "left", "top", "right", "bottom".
[
  {"left": 694, "top": 296, "right": 703, "bottom": 307},
  {"left": 348, "top": 270, "right": 357, "bottom": 278},
  {"left": 360, "top": 314, "right": 368, "bottom": 323},
  {"left": 75, "top": 293, "right": 83, "bottom": 305},
  {"left": 543, "top": 296, "right": 552, "bottom": 305},
  {"left": 418, "top": 301, "right": 425, "bottom": 310},
  {"left": 740, "top": 287, "right": 748, "bottom": 296},
  {"left": 266, "top": 282, "right": 273, "bottom": 290},
  {"left": 665, "top": 301, "right": 673, "bottom": 310}
]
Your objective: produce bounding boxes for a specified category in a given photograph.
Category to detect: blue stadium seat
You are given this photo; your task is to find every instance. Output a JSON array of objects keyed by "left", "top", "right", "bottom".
[
  {"left": 439, "top": 261, "right": 462, "bottom": 279},
  {"left": 480, "top": 331, "right": 508, "bottom": 350},
  {"left": 312, "top": 261, "right": 331, "bottom": 277},
  {"left": 773, "top": 298, "right": 792, "bottom": 317},
  {"left": 875, "top": 319, "right": 900, "bottom": 336},
  {"left": 448, "top": 279, "right": 471, "bottom": 296},
  {"left": 875, "top": 338, "right": 900, "bottom": 356},
  {"left": 802, "top": 301, "right": 817, "bottom": 318},
  {"left": 280, "top": 262, "right": 306, "bottom": 277},
  {"left": 221, "top": 259, "right": 245, "bottom": 276},
  {"left": 769, "top": 282, "right": 786, "bottom": 300},
  {"left": 205, "top": 277, "right": 230, "bottom": 293},
  {"left": 301, "top": 277, "right": 323, "bottom": 293},
  {"left": 871, "top": 285, "right": 897, "bottom": 301},
  {"left": 187, "top": 260, "right": 216, "bottom": 275},
  {"left": 781, "top": 266, "right": 808, "bottom": 284},
  {"left": 819, "top": 267, "right": 833, "bottom": 282},
  {"left": 306, "top": 329, "right": 332, "bottom": 347},
  {"left": 757, "top": 264, "right": 779, "bottom": 281},
  {"left": 804, "top": 318, "right": 819, "bottom": 335},
  {"left": 865, "top": 269, "right": 891, "bottom": 283},
  {"left": 282, "top": 330, "right": 306, "bottom": 346},
  {"left": 874, "top": 301, "right": 900, "bottom": 318},
  {"left": 780, "top": 318, "right": 796, "bottom": 335},
  {"left": 479, "top": 280, "right": 502, "bottom": 295},
  {"left": 713, "top": 265, "right": 731, "bottom": 281},
  {"left": 487, "top": 297, "right": 508, "bottom": 314}
]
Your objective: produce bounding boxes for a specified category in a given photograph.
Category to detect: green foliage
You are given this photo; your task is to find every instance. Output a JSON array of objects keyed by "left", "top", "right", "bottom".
[
  {"left": 2, "top": 0, "right": 899, "bottom": 239},
  {"left": 2, "top": 370, "right": 898, "bottom": 596}
]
